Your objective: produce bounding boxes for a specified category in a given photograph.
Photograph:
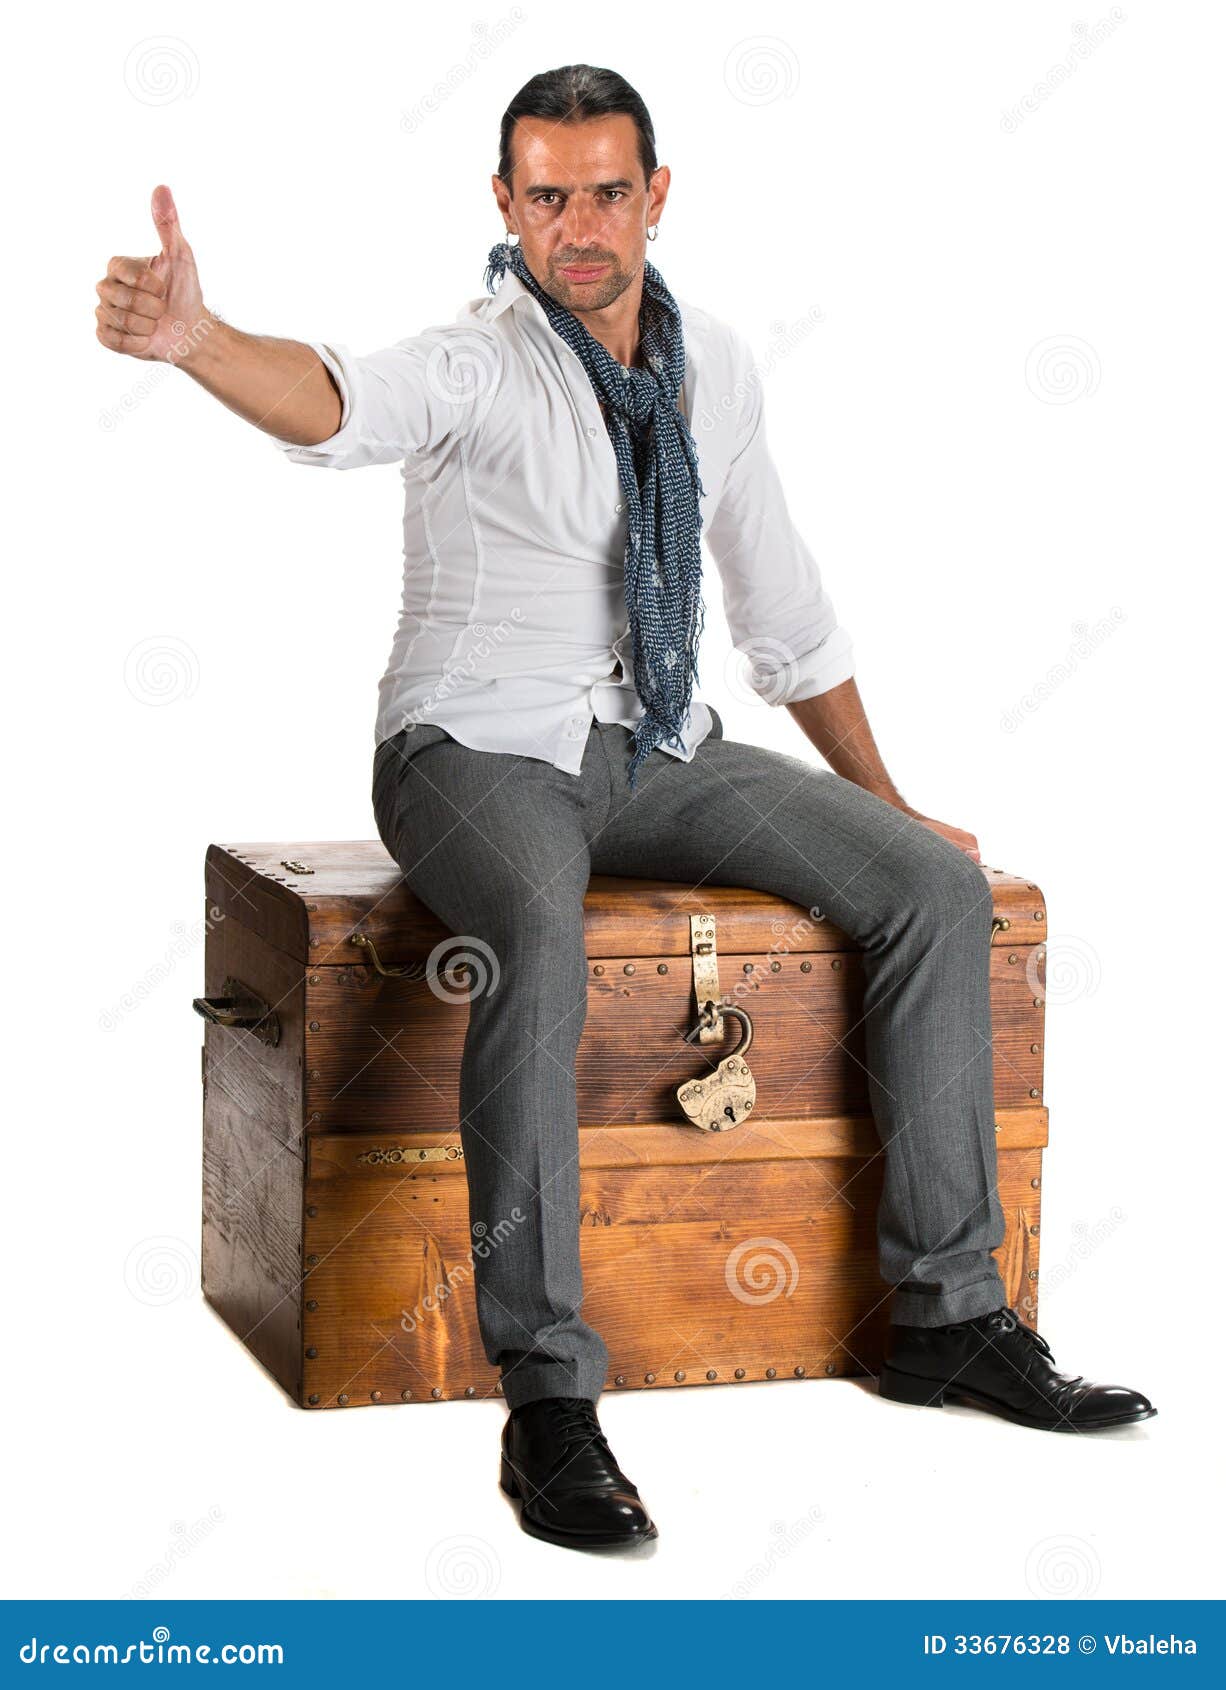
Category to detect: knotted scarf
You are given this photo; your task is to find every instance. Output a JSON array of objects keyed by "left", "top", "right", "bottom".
[{"left": 483, "top": 239, "right": 707, "bottom": 790}]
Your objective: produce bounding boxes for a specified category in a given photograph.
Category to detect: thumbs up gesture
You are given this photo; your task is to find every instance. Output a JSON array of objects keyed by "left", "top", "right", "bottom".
[{"left": 95, "top": 185, "right": 210, "bottom": 363}]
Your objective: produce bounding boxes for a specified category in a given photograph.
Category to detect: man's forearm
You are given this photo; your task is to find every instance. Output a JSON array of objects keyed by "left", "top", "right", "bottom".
[
  {"left": 174, "top": 312, "right": 343, "bottom": 446},
  {"left": 786, "top": 676, "right": 907, "bottom": 806}
]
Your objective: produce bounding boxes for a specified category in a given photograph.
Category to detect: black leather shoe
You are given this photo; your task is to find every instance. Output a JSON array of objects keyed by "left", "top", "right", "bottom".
[
  {"left": 878, "top": 1305, "right": 1156, "bottom": 1432},
  {"left": 500, "top": 1396, "right": 658, "bottom": 1550}
]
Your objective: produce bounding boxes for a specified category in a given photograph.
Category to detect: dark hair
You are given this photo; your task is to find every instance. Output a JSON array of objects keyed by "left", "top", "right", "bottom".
[{"left": 497, "top": 64, "right": 658, "bottom": 194}]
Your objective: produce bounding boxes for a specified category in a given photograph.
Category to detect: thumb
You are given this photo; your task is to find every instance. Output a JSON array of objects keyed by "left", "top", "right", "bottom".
[{"left": 151, "top": 183, "right": 188, "bottom": 257}]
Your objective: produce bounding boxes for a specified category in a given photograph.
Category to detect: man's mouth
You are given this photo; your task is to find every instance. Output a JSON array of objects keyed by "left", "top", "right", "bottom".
[{"left": 559, "top": 263, "right": 609, "bottom": 282}]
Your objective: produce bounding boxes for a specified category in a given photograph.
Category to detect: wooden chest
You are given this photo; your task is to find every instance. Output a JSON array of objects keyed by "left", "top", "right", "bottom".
[{"left": 198, "top": 842, "right": 1048, "bottom": 1410}]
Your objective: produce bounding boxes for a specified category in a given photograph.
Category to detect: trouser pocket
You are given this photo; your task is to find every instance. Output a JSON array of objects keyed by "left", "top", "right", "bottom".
[{"left": 372, "top": 723, "right": 453, "bottom": 858}]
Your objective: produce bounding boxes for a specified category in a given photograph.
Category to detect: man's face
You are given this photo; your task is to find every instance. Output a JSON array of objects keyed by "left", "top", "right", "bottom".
[{"left": 493, "top": 113, "right": 668, "bottom": 316}]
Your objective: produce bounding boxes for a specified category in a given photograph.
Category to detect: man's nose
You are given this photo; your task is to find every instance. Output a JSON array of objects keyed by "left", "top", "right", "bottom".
[{"left": 559, "top": 200, "right": 611, "bottom": 252}]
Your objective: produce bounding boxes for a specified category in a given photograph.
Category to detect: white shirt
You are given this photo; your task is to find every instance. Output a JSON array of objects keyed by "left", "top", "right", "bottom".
[{"left": 272, "top": 268, "right": 854, "bottom": 775}]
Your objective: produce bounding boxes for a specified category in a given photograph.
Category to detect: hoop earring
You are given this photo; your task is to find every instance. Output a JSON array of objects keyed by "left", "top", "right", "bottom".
[
  {"left": 503, "top": 230, "right": 520, "bottom": 247},
  {"left": 647, "top": 225, "right": 659, "bottom": 241}
]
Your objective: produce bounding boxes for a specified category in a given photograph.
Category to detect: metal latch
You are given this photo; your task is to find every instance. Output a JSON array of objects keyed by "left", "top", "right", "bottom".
[
  {"left": 688, "top": 911, "right": 726, "bottom": 1043},
  {"left": 354, "top": 1144, "right": 464, "bottom": 1166}
]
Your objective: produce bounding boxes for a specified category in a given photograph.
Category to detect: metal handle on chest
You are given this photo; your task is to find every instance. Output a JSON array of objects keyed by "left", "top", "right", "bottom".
[{"left": 192, "top": 975, "right": 281, "bottom": 1047}]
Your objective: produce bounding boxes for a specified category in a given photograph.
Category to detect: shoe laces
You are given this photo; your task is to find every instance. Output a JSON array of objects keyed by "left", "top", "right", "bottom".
[
  {"left": 540, "top": 1397, "right": 614, "bottom": 1461},
  {"left": 982, "top": 1305, "right": 1055, "bottom": 1362}
]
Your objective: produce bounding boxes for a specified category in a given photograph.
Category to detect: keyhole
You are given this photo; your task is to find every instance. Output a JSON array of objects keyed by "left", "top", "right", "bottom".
[{"left": 724, "top": 1103, "right": 737, "bottom": 1123}]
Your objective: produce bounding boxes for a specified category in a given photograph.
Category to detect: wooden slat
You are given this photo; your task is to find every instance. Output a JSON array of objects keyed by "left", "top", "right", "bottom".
[
  {"left": 298, "top": 945, "right": 1045, "bottom": 1134},
  {"left": 299, "top": 1138, "right": 1042, "bottom": 1408},
  {"left": 207, "top": 842, "right": 1046, "bottom": 965},
  {"left": 306, "top": 1107, "right": 1047, "bottom": 1182}
]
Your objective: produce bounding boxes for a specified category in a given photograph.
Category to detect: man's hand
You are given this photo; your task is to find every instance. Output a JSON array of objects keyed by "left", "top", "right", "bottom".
[
  {"left": 897, "top": 807, "right": 981, "bottom": 861},
  {"left": 95, "top": 184, "right": 211, "bottom": 364}
]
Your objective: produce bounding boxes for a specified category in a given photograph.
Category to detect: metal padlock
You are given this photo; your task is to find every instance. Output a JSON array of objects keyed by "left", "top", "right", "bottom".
[{"left": 676, "top": 1002, "right": 756, "bottom": 1132}]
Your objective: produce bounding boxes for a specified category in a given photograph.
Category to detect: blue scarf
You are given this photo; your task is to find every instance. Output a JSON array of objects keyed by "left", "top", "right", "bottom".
[{"left": 484, "top": 240, "right": 707, "bottom": 790}]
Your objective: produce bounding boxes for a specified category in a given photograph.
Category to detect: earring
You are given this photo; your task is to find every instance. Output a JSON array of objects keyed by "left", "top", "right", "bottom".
[
  {"left": 647, "top": 225, "right": 659, "bottom": 241},
  {"left": 503, "top": 230, "right": 520, "bottom": 247}
]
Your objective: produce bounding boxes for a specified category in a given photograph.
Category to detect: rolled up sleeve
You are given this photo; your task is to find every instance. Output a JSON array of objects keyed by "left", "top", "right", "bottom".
[
  {"left": 272, "top": 326, "right": 503, "bottom": 469},
  {"left": 704, "top": 330, "right": 854, "bottom": 705}
]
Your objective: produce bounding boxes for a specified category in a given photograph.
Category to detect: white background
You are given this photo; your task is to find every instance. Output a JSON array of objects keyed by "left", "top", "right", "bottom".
[{"left": 4, "top": 0, "right": 1223, "bottom": 1601}]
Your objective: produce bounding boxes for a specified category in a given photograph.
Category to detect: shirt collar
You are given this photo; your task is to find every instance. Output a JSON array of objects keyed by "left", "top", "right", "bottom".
[{"left": 481, "top": 267, "right": 535, "bottom": 321}]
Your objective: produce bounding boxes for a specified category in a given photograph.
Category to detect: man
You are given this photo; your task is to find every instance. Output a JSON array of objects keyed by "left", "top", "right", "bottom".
[{"left": 96, "top": 63, "right": 1154, "bottom": 1555}]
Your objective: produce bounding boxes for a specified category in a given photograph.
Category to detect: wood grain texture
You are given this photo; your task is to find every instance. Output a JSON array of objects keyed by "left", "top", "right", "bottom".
[
  {"left": 298, "top": 1129, "right": 1043, "bottom": 1409},
  {"left": 301, "top": 945, "right": 1045, "bottom": 1134},
  {"left": 206, "top": 841, "right": 1047, "bottom": 965}
]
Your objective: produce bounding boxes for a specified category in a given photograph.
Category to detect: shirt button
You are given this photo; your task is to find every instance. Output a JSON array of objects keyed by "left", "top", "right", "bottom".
[
  {"left": 587, "top": 426, "right": 598, "bottom": 437},
  {"left": 615, "top": 502, "right": 624, "bottom": 513}
]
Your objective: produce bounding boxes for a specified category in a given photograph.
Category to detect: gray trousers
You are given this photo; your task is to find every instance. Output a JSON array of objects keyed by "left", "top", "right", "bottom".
[{"left": 371, "top": 712, "right": 1006, "bottom": 1410}]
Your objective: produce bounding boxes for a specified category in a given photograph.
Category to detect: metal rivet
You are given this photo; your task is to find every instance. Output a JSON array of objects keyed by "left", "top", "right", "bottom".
[
  {"left": 1028, "top": 1269, "right": 1038, "bottom": 1280},
  {"left": 800, "top": 960, "right": 812, "bottom": 972},
  {"left": 309, "top": 937, "right": 320, "bottom": 948},
  {"left": 306, "top": 1254, "right": 319, "bottom": 1266},
  {"left": 401, "top": 1388, "right": 413, "bottom": 1400},
  {"left": 308, "top": 1393, "right": 320, "bottom": 1405},
  {"left": 766, "top": 1367, "right": 777, "bottom": 1379},
  {"left": 337, "top": 1393, "right": 349, "bottom": 1405},
  {"left": 994, "top": 1121, "right": 1001, "bottom": 1133},
  {"left": 309, "top": 974, "right": 320, "bottom": 985},
  {"left": 794, "top": 1365, "right": 806, "bottom": 1378},
  {"left": 831, "top": 959, "right": 842, "bottom": 970},
  {"left": 1034, "top": 910, "right": 1045, "bottom": 921},
  {"left": 742, "top": 962, "right": 754, "bottom": 974},
  {"left": 623, "top": 963, "right": 635, "bottom": 975},
  {"left": 644, "top": 1372, "right": 656, "bottom": 1384},
  {"left": 1029, "top": 1087, "right": 1040, "bottom": 1098},
  {"left": 306, "top": 1299, "right": 318, "bottom": 1312},
  {"left": 464, "top": 1386, "right": 475, "bottom": 1398},
  {"left": 734, "top": 1367, "right": 746, "bottom": 1379},
  {"left": 657, "top": 963, "right": 668, "bottom": 974},
  {"left": 309, "top": 1020, "right": 320, "bottom": 1032},
  {"left": 1029, "top": 1224, "right": 1040, "bottom": 1235},
  {"left": 306, "top": 1205, "right": 318, "bottom": 1217},
  {"left": 770, "top": 960, "right": 781, "bottom": 972},
  {"left": 1030, "top": 1177, "right": 1041, "bottom": 1189},
  {"left": 615, "top": 1374, "right": 627, "bottom": 1386},
  {"left": 1030, "top": 1043, "right": 1040, "bottom": 1054},
  {"left": 674, "top": 1369, "right": 686, "bottom": 1381},
  {"left": 706, "top": 1369, "right": 717, "bottom": 1380},
  {"left": 431, "top": 1387, "right": 442, "bottom": 1399},
  {"left": 1033, "top": 997, "right": 1042, "bottom": 1007},
  {"left": 594, "top": 965, "right": 605, "bottom": 976},
  {"left": 305, "top": 1346, "right": 318, "bottom": 1359},
  {"left": 494, "top": 1382, "right": 503, "bottom": 1395},
  {"left": 371, "top": 1390, "right": 382, "bottom": 1401},
  {"left": 309, "top": 1069, "right": 320, "bottom": 1080},
  {"left": 305, "top": 905, "right": 318, "bottom": 914},
  {"left": 825, "top": 1362, "right": 837, "bottom": 1376},
  {"left": 1008, "top": 952, "right": 1018, "bottom": 964}
]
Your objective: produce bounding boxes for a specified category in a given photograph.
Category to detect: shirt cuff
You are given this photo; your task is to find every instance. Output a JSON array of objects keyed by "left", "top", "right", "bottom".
[
  {"left": 771, "top": 627, "right": 856, "bottom": 705},
  {"left": 270, "top": 341, "right": 357, "bottom": 464}
]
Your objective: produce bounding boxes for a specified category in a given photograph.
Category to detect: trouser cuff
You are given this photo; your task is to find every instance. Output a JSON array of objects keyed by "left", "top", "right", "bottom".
[
  {"left": 889, "top": 1266, "right": 1007, "bottom": 1329},
  {"left": 498, "top": 1357, "right": 606, "bottom": 1411}
]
